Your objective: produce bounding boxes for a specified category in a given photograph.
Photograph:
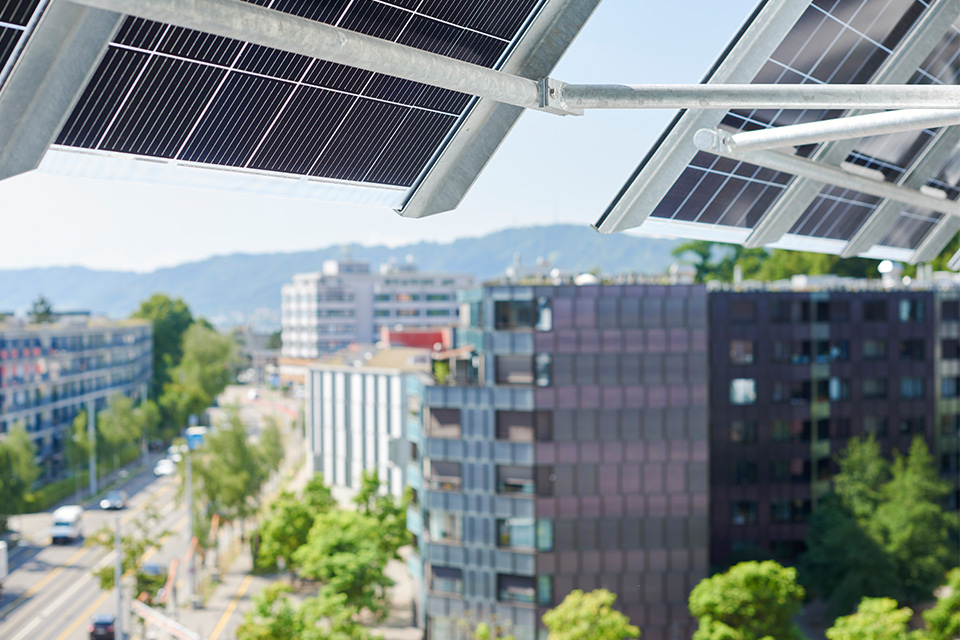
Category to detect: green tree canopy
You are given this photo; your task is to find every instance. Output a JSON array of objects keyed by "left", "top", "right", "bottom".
[
  {"left": 29, "top": 295, "right": 54, "bottom": 323},
  {"left": 923, "top": 568, "right": 960, "bottom": 640},
  {"left": 160, "top": 322, "right": 239, "bottom": 428},
  {"left": 833, "top": 434, "right": 890, "bottom": 524},
  {"left": 266, "top": 330, "right": 282, "bottom": 351},
  {"left": 97, "top": 393, "right": 141, "bottom": 472},
  {"left": 689, "top": 561, "right": 805, "bottom": 640},
  {"left": 193, "top": 411, "right": 267, "bottom": 524},
  {"left": 542, "top": 589, "right": 640, "bottom": 640},
  {"left": 293, "top": 509, "right": 394, "bottom": 620},
  {"left": 236, "top": 584, "right": 382, "bottom": 640},
  {"left": 256, "top": 492, "right": 314, "bottom": 572},
  {"left": 259, "top": 418, "right": 285, "bottom": 474},
  {"left": 0, "top": 423, "right": 39, "bottom": 529},
  {"left": 132, "top": 294, "right": 194, "bottom": 398},
  {"left": 352, "top": 470, "right": 411, "bottom": 559},
  {"left": 874, "top": 438, "right": 956, "bottom": 601},
  {"left": 825, "top": 598, "right": 914, "bottom": 640},
  {"left": 302, "top": 473, "right": 336, "bottom": 513}
]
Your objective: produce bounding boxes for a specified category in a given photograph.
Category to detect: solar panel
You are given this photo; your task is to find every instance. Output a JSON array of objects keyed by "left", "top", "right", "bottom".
[
  {"left": 32, "top": 0, "right": 597, "bottom": 214},
  {"left": 0, "top": 1, "right": 43, "bottom": 91},
  {"left": 596, "top": 0, "right": 960, "bottom": 264}
]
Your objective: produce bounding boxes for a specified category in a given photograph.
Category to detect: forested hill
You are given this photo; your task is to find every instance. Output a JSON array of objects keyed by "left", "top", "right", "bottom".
[{"left": 0, "top": 225, "right": 680, "bottom": 321}]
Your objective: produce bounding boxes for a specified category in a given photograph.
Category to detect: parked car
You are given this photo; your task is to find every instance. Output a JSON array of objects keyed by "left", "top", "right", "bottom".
[
  {"left": 99, "top": 490, "right": 126, "bottom": 510},
  {"left": 88, "top": 614, "right": 115, "bottom": 640},
  {"left": 153, "top": 459, "right": 176, "bottom": 476}
]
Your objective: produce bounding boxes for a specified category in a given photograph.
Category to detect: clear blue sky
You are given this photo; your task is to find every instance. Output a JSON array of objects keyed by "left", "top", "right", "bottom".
[{"left": 0, "top": 0, "right": 758, "bottom": 272}]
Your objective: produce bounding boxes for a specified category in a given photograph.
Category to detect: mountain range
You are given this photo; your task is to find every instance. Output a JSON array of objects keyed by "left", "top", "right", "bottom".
[{"left": 0, "top": 225, "right": 680, "bottom": 327}]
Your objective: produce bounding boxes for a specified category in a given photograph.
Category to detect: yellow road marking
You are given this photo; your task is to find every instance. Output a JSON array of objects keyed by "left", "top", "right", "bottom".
[
  {"left": 54, "top": 591, "right": 109, "bottom": 640},
  {"left": 0, "top": 545, "right": 91, "bottom": 619},
  {"left": 209, "top": 574, "right": 253, "bottom": 640}
]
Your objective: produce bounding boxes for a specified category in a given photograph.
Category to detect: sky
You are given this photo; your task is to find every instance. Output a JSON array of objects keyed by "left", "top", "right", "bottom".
[{"left": 0, "top": 0, "right": 759, "bottom": 273}]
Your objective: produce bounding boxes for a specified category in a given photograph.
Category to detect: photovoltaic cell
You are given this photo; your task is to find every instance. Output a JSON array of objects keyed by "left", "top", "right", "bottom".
[
  {"left": 605, "top": 0, "right": 960, "bottom": 261},
  {"left": 0, "top": 0, "right": 42, "bottom": 90},
  {"left": 56, "top": 0, "right": 543, "bottom": 188}
]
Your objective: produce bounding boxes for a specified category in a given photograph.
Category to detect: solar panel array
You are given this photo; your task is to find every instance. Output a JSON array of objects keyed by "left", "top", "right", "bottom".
[
  {"left": 54, "top": 0, "right": 544, "bottom": 189},
  {"left": 0, "top": 0, "right": 43, "bottom": 89},
  {"left": 598, "top": 0, "right": 960, "bottom": 262}
]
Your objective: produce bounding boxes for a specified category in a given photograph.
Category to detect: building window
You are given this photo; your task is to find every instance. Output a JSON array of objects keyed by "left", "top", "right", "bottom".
[
  {"left": 536, "top": 519, "right": 553, "bottom": 552},
  {"left": 941, "top": 414, "right": 960, "bottom": 435},
  {"left": 396, "top": 309, "right": 420, "bottom": 317},
  {"left": 900, "top": 339, "right": 925, "bottom": 361},
  {"left": 900, "top": 377, "right": 925, "bottom": 400},
  {"left": 537, "top": 575, "right": 553, "bottom": 607},
  {"left": 495, "top": 300, "right": 535, "bottom": 330},
  {"left": 772, "top": 458, "right": 810, "bottom": 483},
  {"left": 864, "top": 416, "right": 888, "bottom": 436},
  {"left": 769, "top": 300, "right": 791, "bottom": 323},
  {"left": 733, "top": 461, "right": 757, "bottom": 485},
  {"left": 497, "top": 465, "right": 535, "bottom": 495},
  {"left": 899, "top": 299, "right": 925, "bottom": 322},
  {"left": 730, "top": 300, "right": 757, "bottom": 323},
  {"left": 731, "top": 501, "right": 757, "bottom": 526},
  {"left": 771, "top": 499, "right": 812, "bottom": 523},
  {"left": 863, "top": 339, "right": 888, "bottom": 360},
  {"left": 863, "top": 378, "right": 888, "bottom": 400},
  {"left": 730, "top": 379, "right": 757, "bottom": 406},
  {"left": 426, "top": 309, "right": 451, "bottom": 317},
  {"left": 426, "top": 294, "right": 451, "bottom": 302},
  {"left": 772, "top": 420, "right": 810, "bottom": 443},
  {"left": 496, "top": 412, "right": 534, "bottom": 442},
  {"left": 817, "top": 340, "right": 849, "bottom": 363},
  {"left": 729, "top": 420, "right": 758, "bottom": 444},
  {"left": 426, "top": 408, "right": 461, "bottom": 439},
  {"left": 430, "top": 566, "right": 463, "bottom": 595},
  {"left": 944, "top": 378, "right": 960, "bottom": 399},
  {"left": 427, "top": 511, "right": 462, "bottom": 544},
  {"left": 898, "top": 417, "right": 924, "bottom": 434},
  {"left": 944, "top": 339, "right": 960, "bottom": 361},
  {"left": 943, "top": 300, "right": 960, "bottom": 321},
  {"left": 829, "top": 378, "right": 851, "bottom": 401},
  {"left": 496, "top": 356, "right": 534, "bottom": 385},
  {"left": 516, "top": 297, "right": 544, "bottom": 333},
  {"left": 497, "top": 517, "right": 535, "bottom": 549},
  {"left": 425, "top": 460, "right": 462, "bottom": 492},
  {"left": 374, "top": 309, "right": 390, "bottom": 317},
  {"left": 863, "top": 300, "right": 887, "bottom": 322},
  {"left": 497, "top": 574, "right": 536, "bottom": 605},
  {"left": 729, "top": 340, "right": 755, "bottom": 365},
  {"left": 535, "top": 353, "right": 552, "bottom": 387}
]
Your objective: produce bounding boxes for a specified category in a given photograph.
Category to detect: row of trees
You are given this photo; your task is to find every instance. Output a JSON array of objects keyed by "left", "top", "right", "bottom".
[
  {"left": 689, "top": 559, "right": 960, "bottom": 640},
  {"left": 237, "top": 471, "right": 410, "bottom": 639}
]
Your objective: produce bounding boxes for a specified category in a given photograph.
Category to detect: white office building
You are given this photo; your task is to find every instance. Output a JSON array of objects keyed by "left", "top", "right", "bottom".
[{"left": 281, "top": 257, "right": 473, "bottom": 359}]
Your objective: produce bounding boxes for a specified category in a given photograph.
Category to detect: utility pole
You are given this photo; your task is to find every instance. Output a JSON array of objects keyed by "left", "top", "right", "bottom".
[
  {"left": 114, "top": 517, "right": 123, "bottom": 640},
  {"left": 87, "top": 399, "right": 97, "bottom": 496}
]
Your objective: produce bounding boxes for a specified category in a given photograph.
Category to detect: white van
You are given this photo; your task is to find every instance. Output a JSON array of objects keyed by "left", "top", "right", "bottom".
[{"left": 50, "top": 505, "right": 84, "bottom": 544}]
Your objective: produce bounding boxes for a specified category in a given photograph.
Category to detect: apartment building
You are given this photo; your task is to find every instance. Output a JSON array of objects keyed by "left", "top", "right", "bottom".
[
  {"left": 709, "top": 282, "right": 959, "bottom": 568},
  {"left": 407, "top": 283, "right": 709, "bottom": 640},
  {"left": 281, "top": 257, "right": 474, "bottom": 359},
  {"left": 304, "top": 345, "right": 434, "bottom": 499},
  {"left": 0, "top": 315, "right": 153, "bottom": 478}
]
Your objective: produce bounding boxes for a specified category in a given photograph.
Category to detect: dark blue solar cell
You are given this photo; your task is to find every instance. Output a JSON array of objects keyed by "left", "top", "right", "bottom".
[{"left": 0, "top": 0, "right": 40, "bottom": 27}]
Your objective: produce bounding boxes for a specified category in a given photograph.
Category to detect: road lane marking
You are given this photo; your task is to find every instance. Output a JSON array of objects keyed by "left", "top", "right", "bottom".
[
  {"left": 54, "top": 590, "right": 109, "bottom": 640},
  {"left": 10, "top": 562, "right": 98, "bottom": 640},
  {"left": 0, "top": 545, "right": 91, "bottom": 620},
  {"left": 209, "top": 574, "right": 253, "bottom": 640}
]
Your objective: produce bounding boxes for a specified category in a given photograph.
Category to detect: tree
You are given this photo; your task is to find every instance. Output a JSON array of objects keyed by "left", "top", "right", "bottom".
[
  {"left": 193, "top": 412, "right": 267, "bottom": 527},
  {"left": 160, "top": 322, "right": 239, "bottom": 428},
  {"left": 266, "top": 330, "right": 282, "bottom": 351},
  {"left": 256, "top": 493, "right": 315, "bottom": 572},
  {"left": 0, "top": 423, "right": 39, "bottom": 530},
  {"left": 302, "top": 473, "right": 336, "bottom": 513},
  {"left": 826, "top": 598, "right": 914, "bottom": 640},
  {"left": 236, "top": 584, "right": 381, "bottom": 640},
  {"left": 97, "top": 393, "right": 141, "bottom": 473},
  {"left": 293, "top": 509, "right": 394, "bottom": 620},
  {"left": 65, "top": 410, "right": 91, "bottom": 498},
  {"left": 28, "top": 295, "right": 54, "bottom": 323},
  {"left": 833, "top": 434, "right": 890, "bottom": 525},
  {"left": 923, "top": 568, "right": 960, "bottom": 640},
  {"left": 688, "top": 561, "right": 805, "bottom": 640},
  {"left": 873, "top": 438, "right": 956, "bottom": 601},
  {"left": 132, "top": 294, "right": 194, "bottom": 399},
  {"left": 259, "top": 418, "right": 285, "bottom": 474},
  {"left": 542, "top": 589, "right": 640, "bottom": 640},
  {"left": 800, "top": 495, "right": 900, "bottom": 619},
  {"left": 86, "top": 507, "right": 169, "bottom": 593},
  {"left": 352, "top": 470, "right": 411, "bottom": 559}
]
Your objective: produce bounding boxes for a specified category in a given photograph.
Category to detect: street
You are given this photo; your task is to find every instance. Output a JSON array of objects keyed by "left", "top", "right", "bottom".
[{"left": 0, "top": 390, "right": 293, "bottom": 640}]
